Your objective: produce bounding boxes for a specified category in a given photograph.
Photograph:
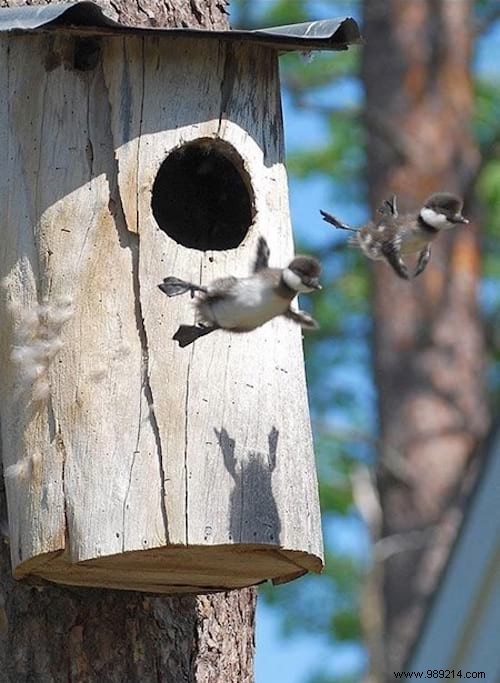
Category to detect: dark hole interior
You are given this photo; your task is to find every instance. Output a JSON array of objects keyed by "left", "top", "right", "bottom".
[
  {"left": 152, "top": 139, "right": 254, "bottom": 251},
  {"left": 73, "top": 38, "right": 101, "bottom": 71}
]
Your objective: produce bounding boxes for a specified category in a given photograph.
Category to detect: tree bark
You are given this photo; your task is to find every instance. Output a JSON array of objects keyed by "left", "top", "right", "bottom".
[
  {"left": 0, "top": 0, "right": 230, "bottom": 30},
  {"left": 362, "top": 0, "right": 489, "bottom": 674},
  {"left": 0, "top": 1, "right": 257, "bottom": 681}
]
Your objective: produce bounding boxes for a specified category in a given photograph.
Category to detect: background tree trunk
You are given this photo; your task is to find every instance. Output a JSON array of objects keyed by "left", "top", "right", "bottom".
[
  {"left": 0, "top": 0, "right": 230, "bottom": 29},
  {"left": 0, "top": 1, "right": 257, "bottom": 681},
  {"left": 362, "top": 0, "right": 489, "bottom": 674}
]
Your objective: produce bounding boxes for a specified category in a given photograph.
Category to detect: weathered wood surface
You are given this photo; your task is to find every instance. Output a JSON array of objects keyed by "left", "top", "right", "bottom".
[{"left": 0, "top": 32, "right": 323, "bottom": 592}]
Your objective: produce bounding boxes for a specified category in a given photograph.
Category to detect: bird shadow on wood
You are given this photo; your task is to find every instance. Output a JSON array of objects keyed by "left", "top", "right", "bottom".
[{"left": 214, "top": 426, "right": 281, "bottom": 545}]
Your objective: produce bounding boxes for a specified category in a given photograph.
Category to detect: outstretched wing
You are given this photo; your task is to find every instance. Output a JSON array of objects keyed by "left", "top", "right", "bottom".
[
  {"left": 253, "top": 236, "right": 270, "bottom": 272},
  {"left": 378, "top": 195, "right": 398, "bottom": 217}
]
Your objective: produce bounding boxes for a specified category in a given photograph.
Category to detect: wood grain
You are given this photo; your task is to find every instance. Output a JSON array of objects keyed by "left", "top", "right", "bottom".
[{"left": 0, "top": 32, "right": 323, "bottom": 593}]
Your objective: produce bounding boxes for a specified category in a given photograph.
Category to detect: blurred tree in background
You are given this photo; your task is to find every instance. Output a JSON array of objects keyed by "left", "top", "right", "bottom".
[
  {"left": 364, "top": 0, "right": 491, "bottom": 676},
  {"left": 233, "top": 1, "right": 500, "bottom": 681}
]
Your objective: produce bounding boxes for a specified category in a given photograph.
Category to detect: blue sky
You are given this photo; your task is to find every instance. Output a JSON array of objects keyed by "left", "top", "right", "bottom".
[{"left": 256, "top": 602, "right": 365, "bottom": 682}]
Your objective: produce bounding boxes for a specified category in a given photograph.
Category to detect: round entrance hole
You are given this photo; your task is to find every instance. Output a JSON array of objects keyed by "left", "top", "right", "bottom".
[{"left": 152, "top": 139, "right": 255, "bottom": 251}]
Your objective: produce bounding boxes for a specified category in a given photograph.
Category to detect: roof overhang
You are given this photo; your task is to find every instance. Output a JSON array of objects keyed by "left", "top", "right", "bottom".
[{"left": 0, "top": 2, "right": 362, "bottom": 52}]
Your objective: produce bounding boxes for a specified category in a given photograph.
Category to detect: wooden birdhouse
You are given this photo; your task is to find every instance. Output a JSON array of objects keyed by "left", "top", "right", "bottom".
[{"left": 0, "top": 3, "right": 360, "bottom": 592}]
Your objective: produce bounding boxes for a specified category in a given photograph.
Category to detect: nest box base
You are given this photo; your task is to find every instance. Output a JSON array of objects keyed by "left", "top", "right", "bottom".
[{"left": 14, "top": 545, "right": 323, "bottom": 594}]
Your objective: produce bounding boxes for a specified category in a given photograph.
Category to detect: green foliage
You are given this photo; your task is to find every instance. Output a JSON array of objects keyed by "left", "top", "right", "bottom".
[
  {"left": 475, "top": 80, "right": 500, "bottom": 148},
  {"left": 288, "top": 115, "right": 365, "bottom": 191},
  {"left": 474, "top": 65, "right": 500, "bottom": 407},
  {"left": 474, "top": 76, "right": 500, "bottom": 278},
  {"left": 251, "top": 0, "right": 309, "bottom": 26},
  {"left": 230, "top": 0, "right": 307, "bottom": 29},
  {"left": 280, "top": 50, "right": 360, "bottom": 90},
  {"left": 478, "top": 160, "right": 500, "bottom": 278},
  {"left": 319, "top": 477, "right": 353, "bottom": 516},
  {"left": 281, "top": 51, "right": 365, "bottom": 199},
  {"left": 331, "top": 609, "right": 361, "bottom": 641}
]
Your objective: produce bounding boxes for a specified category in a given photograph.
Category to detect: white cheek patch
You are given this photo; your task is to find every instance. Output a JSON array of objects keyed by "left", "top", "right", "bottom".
[
  {"left": 420, "top": 208, "right": 451, "bottom": 230},
  {"left": 283, "top": 268, "right": 310, "bottom": 292}
]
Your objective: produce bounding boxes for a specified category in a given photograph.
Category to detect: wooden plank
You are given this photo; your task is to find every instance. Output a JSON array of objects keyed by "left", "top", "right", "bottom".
[
  {"left": 0, "top": 35, "right": 67, "bottom": 570},
  {"left": 20, "top": 544, "right": 321, "bottom": 593},
  {"left": 186, "top": 45, "right": 322, "bottom": 561},
  {"left": 47, "top": 35, "right": 167, "bottom": 561},
  {"left": 132, "top": 37, "right": 227, "bottom": 545},
  {"left": 1, "top": 34, "right": 323, "bottom": 590},
  {"left": 101, "top": 36, "right": 144, "bottom": 234},
  {"left": 0, "top": 34, "right": 166, "bottom": 572},
  {"left": 134, "top": 40, "right": 323, "bottom": 561}
]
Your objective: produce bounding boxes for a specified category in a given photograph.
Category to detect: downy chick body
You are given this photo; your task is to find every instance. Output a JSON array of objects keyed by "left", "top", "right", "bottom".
[
  {"left": 321, "top": 192, "right": 468, "bottom": 279},
  {"left": 196, "top": 263, "right": 317, "bottom": 330},
  {"left": 159, "top": 238, "right": 322, "bottom": 347}
]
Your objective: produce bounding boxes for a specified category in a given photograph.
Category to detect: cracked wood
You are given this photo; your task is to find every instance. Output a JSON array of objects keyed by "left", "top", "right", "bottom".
[{"left": 0, "top": 29, "right": 323, "bottom": 593}]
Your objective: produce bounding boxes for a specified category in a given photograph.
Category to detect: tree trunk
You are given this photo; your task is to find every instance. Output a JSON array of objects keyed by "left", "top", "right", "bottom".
[
  {"left": 0, "top": 1, "right": 257, "bottom": 681},
  {"left": 0, "top": 0, "right": 230, "bottom": 29},
  {"left": 362, "top": 0, "right": 489, "bottom": 674}
]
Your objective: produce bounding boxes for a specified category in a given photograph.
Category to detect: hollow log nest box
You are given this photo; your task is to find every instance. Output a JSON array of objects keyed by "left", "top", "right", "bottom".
[{"left": 0, "top": 3, "right": 361, "bottom": 593}]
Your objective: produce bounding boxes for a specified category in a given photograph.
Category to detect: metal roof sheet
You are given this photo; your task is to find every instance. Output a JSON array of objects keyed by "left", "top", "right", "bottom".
[{"left": 0, "top": 2, "right": 361, "bottom": 52}]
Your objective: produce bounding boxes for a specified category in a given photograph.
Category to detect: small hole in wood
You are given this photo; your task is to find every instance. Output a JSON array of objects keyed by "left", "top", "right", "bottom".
[
  {"left": 152, "top": 138, "right": 255, "bottom": 251},
  {"left": 73, "top": 38, "right": 101, "bottom": 71}
]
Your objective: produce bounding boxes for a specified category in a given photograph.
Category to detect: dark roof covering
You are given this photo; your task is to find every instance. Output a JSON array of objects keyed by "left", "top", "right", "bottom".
[{"left": 0, "top": 2, "right": 361, "bottom": 52}]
